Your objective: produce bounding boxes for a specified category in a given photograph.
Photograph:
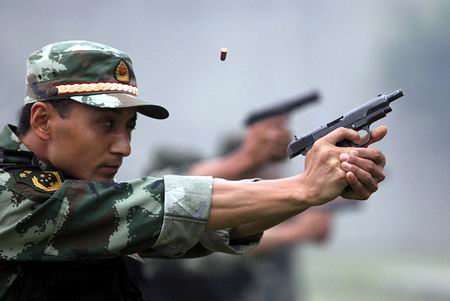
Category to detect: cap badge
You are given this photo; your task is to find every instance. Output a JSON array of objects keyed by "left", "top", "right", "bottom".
[{"left": 115, "top": 60, "right": 130, "bottom": 83}]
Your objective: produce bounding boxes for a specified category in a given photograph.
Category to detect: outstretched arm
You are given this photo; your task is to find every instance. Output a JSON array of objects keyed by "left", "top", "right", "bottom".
[
  {"left": 189, "top": 116, "right": 291, "bottom": 179},
  {"left": 207, "top": 127, "right": 387, "bottom": 238}
]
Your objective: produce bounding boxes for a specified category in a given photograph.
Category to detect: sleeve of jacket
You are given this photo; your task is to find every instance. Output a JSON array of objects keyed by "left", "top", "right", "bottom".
[
  {"left": 140, "top": 176, "right": 261, "bottom": 258},
  {"left": 0, "top": 170, "right": 211, "bottom": 260},
  {"left": 0, "top": 171, "right": 259, "bottom": 261}
]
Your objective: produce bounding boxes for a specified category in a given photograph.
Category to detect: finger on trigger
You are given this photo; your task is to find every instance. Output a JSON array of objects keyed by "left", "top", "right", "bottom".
[{"left": 323, "top": 127, "right": 359, "bottom": 145}]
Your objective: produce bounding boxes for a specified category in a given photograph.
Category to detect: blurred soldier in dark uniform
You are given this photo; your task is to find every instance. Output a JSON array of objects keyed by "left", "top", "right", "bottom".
[{"left": 141, "top": 122, "right": 334, "bottom": 301}]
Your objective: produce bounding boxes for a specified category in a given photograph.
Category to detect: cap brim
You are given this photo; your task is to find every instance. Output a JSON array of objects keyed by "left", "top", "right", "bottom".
[{"left": 69, "top": 93, "right": 169, "bottom": 119}]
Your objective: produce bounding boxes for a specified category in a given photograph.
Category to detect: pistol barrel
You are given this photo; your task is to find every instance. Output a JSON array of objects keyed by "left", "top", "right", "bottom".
[{"left": 386, "top": 89, "right": 403, "bottom": 103}]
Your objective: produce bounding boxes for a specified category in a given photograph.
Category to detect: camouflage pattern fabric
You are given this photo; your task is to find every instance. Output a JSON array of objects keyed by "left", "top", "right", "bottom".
[
  {"left": 25, "top": 40, "right": 168, "bottom": 119},
  {"left": 0, "top": 125, "right": 259, "bottom": 300}
]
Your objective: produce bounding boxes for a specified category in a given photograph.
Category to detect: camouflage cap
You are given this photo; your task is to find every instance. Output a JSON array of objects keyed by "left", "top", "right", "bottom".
[{"left": 25, "top": 40, "right": 169, "bottom": 119}]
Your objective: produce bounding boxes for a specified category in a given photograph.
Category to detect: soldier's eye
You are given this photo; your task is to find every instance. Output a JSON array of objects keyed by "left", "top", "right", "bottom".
[{"left": 101, "top": 120, "right": 114, "bottom": 129}]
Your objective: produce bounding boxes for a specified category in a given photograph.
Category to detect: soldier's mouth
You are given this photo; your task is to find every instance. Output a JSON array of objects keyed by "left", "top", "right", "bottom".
[{"left": 98, "top": 165, "right": 121, "bottom": 175}]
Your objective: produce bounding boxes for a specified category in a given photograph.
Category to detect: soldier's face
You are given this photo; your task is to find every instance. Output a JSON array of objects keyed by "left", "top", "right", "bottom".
[{"left": 47, "top": 102, "right": 137, "bottom": 182}]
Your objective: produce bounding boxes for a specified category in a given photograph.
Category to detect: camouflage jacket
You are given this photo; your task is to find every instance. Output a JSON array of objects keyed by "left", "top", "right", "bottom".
[{"left": 0, "top": 125, "right": 259, "bottom": 300}]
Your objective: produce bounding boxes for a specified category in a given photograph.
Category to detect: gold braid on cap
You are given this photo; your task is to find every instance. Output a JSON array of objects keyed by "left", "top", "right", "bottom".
[{"left": 53, "top": 82, "right": 138, "bottom": 96}]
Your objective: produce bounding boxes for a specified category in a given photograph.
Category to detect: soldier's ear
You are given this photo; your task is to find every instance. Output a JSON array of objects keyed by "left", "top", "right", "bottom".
[{"left": 29, "top": 102, "right": 56, "bottom": 141}]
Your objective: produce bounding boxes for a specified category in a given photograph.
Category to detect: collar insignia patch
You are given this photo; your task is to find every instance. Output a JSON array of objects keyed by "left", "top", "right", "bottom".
[
  {"left": 15, "top": 169, "right": 64, "bottom": 193},
  {"left": 115, "top": 60, "right": 130, "bottom": 83}
]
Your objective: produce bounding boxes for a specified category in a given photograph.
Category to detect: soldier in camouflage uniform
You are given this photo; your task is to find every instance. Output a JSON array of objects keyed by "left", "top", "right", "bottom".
[{"left": 0, "top": 40, "right": 388, "bottom": 300}]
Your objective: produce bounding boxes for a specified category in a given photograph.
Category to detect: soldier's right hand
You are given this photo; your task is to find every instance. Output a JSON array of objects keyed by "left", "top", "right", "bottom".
[{"left": 299, "top": 127, "right": 386, "bottom": 206}]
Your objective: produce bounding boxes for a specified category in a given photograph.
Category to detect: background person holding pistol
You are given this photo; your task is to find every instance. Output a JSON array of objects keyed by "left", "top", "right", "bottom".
[
  {"left": 141, "top": 93, "right": 334, "bottom": 300},
  {"left": 0, "top": 40, "right": 388, "bottom": 300},
  {"left": 141, "top": 91, "right": 378, "bottom": 301}
]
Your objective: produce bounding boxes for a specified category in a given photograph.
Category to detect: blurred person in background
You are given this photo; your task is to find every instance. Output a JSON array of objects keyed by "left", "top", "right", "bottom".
[{"left": 142, "top": 116, "right": 334, "bottom": 301}]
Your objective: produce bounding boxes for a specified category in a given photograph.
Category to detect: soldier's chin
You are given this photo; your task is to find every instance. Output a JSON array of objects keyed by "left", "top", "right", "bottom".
[
  {"left": 93, "top": 175, "right": 116, "bottom": 183},
  {"left": 92, "top": 173, "right": 117, "bottom": 182},
  {"left": 95, "top": 167, "right": 119, "bottom": 181}
]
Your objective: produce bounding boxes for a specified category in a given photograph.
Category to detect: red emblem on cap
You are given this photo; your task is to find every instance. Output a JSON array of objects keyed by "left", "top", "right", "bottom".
[{"left": 115, "top": 60, "right": 130, "bottom": 83}]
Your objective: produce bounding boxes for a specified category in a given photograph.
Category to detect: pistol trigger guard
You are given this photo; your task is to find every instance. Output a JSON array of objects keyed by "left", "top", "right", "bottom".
[{"left": 357, "top": 125, "right": 371, "bottom": 147}]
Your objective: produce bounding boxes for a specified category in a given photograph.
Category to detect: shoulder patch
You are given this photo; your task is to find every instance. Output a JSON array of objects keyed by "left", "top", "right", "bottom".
[{"left": 14, "top": 169, "right": 64, "bottom": 193}]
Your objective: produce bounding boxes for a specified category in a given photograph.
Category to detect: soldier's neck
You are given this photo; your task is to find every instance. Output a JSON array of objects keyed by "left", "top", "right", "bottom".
[{"left": 21, "top": 131, "right": 51, "bottom": 165}]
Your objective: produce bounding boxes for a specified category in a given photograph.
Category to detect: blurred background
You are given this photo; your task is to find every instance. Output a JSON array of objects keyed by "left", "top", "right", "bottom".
[{"left": 1, "top": 1, "right": 450, "bottom": 300}]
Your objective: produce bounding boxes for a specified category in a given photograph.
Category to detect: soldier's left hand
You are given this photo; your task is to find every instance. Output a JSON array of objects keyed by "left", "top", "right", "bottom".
[{"left": 339, "top": 126, "right": 387, "bottom": 200}]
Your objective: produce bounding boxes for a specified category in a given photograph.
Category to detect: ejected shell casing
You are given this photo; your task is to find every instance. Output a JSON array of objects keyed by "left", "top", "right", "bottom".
[{"left": 220, "top": 48, "right": 228, "bottom": 61}]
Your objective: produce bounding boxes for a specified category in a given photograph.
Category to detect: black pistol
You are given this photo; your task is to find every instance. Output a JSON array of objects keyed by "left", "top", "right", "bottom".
[
  {"left": 288, "top": 89, "right": 404, "bottom": 159},
  {"left": 244, "top": 91, "right": 320, "bottom": 127}
]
